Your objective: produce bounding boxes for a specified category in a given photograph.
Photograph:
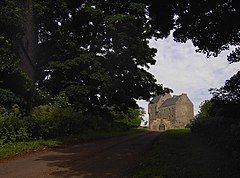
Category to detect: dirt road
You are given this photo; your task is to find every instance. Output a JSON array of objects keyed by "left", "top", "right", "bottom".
[{"left": 0, "top": 131, "right": 160, "bottom": 178}]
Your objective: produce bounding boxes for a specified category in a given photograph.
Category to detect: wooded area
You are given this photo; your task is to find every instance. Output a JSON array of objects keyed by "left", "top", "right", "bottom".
[{"left": 0, "top": 1, "right": 239, "bottom": 161}]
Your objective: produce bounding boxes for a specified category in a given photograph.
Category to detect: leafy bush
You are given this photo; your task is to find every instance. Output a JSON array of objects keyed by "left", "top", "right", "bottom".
[
  {"left": 0, "top": 95, "right": 84, "bottom": 144},
  {"left": 0, "top": 92, "right": 143, "bottom": 146},
  {"left": 0, "top": 105, "right": 29, "bottom": 145},
  {"left": 0, "top": 89, "right": 20, "bottom": 109},
  {"left": 110, "top": 108, "right": 142, "bottom": 130},
  {"left": 28, "top": 104, "right": 83, "bottom": 139}
]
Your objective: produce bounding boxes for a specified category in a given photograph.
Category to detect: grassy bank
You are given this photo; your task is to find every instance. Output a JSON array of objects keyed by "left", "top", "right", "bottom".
[
  {"left": 0, "top": 140, "right": 61, "bottom": 160},
  {"left": 0, "top": 128, "right": 145, "bottom": 160},
  {"left": 131, "top": 129, "right": 240, "bottom": 178}
]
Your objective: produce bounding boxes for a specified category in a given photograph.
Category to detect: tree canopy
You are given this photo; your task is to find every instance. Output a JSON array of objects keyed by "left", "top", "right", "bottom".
[
  {"left": 1, "top": 0, "right": 240, "bottom": 116},
  {"left": 34, "top": 0, "right": 165, "bottom": 113},
  {"left": 146, "top": 0, "right": 240, "bottom": 63}
]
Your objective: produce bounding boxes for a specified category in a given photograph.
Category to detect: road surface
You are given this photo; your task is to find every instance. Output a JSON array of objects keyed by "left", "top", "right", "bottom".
[{"left": 0, "top": 131, "right": 160, "bottom": 178}]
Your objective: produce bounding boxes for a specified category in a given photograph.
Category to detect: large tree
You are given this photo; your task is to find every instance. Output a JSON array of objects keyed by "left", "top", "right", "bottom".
[
  {"left": 0, "top": 0, "right": 34, "bottom": 108},
  {"left": 34, "top": 0, "right": 164, "bottom": 113}
]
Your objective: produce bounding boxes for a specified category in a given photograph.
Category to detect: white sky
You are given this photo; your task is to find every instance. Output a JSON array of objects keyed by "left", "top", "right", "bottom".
[{"left": 138, "top": 35, "right": 240, "bottom": 125}]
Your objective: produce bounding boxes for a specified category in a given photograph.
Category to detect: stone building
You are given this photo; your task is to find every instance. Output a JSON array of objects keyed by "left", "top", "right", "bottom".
[{"left": 148, "top": 93, "right": 194, "bottom": 131}]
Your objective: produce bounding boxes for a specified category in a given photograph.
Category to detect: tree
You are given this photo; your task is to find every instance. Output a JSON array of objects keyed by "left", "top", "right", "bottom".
[
  {"left": 146, "top": 0, "right": 240, "bottom": 63},
  {"left": 197, "top": 100, "right": 213, "bottom": 120},
  {"left": 210, "top": 71, "right": 240, "bottom": 104},
  {"left": 34, "top": 0, "right": 164, "bottom": 114},
  {"left": 0, "top": 1, "right": 34, "bottom": 109}
]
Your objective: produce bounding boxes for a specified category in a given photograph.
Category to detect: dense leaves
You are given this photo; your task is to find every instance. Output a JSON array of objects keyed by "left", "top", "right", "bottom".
[
  {"left": 210, "top": 71, "right": 240, "bottom": 103},
  {"left": 34, "top": 0, "right": 164, "bottom": 113},
  {"left": 146, "top": 0, "right": 240, "bottom": 63}
]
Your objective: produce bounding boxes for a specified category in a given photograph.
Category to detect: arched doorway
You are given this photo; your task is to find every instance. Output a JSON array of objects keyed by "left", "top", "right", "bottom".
[{"left": 159, "top": 124, "right": 166, "bottom": 131}]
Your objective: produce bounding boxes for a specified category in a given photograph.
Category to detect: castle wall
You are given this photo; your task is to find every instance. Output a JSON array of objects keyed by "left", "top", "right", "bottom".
[
  {"left": 149, "top": 118, "right": 172, "bottom": 131},
  {"left": 174, "top": 94, "right": 194, "bottom": 128},
  {"left": 148, "top": 94, "right": 172, "bottom": 127}
]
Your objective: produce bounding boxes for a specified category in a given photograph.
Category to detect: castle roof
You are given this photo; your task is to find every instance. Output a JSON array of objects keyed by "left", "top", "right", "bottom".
[
  {"left": 149, "top": 95, "right": 162, "bottom": 104},
  {"left": 149, "top": 94, "right": 181, "bottom": 106},
  {"left": 161, "top": 95, "right": 181, "bottom": 107}
]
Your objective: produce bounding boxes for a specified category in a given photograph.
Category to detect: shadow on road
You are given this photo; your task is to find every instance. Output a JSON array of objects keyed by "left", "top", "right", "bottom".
[{"left": 36, "top": 132, "right": 160, "bottom": 177}]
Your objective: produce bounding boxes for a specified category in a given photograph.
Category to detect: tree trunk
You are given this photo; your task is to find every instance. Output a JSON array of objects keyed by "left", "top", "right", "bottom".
[{"left": 19, "top": 0, "right": 37, "bottom": 81}]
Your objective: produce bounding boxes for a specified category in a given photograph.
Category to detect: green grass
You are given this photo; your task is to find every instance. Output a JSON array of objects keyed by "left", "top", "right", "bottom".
[
  {"left": 0, "top": 128, "right": 146, "bottom": 160},
  {"left": 0, "top": 140, "right": 61, "bottom": 160},
  {"left": 131, "top": 129, "right": 240, "bottom": 178}
]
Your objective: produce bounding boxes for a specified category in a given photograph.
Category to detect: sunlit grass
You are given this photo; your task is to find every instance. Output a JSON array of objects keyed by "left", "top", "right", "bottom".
[{"left": 0, "top": 140, "right": 61, "bottom": 159}]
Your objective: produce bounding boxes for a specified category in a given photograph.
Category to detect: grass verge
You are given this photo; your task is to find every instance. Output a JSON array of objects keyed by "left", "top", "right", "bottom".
[
  {"left": 0, "top": 128, "right": 146, "bottom": 160},
  {"left": 131, "top": 129, "right": 240, "bottom": 178},
  {"left": 0, "top": 140, "right": 61, "bottom": 160}
]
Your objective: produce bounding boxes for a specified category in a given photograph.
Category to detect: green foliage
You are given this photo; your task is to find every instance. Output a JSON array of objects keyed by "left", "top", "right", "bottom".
[
  {"left": 147, "top": 0, "right": 240, "bottom": 63},
  {"left": 0, "top": 2, "right": 27, "bottom": 97},
  {"left": 52, "top": 92, "right": 71, "bottom": 108},
  {"left": 0, "top": 88, "right": 20, "bottom": 109},
  {"left": 0, "top": 129, "right": 145, "bottom": 160},
  {"left": 28, "top": 104, "right": 83, "bottom": 139},
  {"left": 0, "top": 139, "right": 61, "bottom": 160},
  {"left": 109, "top": 108, "right": 142, "bottom": 130},
  {"left": 4, "top": 1, "right": 240, "bottom": 158},
  {"left": 195, "top": 100, "right": 213, "bottom": 120},
  {"left": 0, "top": 0, "right": 23, "bottom": 40},
  {"left": 0, "top": 105, "right": 29, "bottom": 145},
  {"left": 34, "top": 0, "right": 164, "bottom": 113},
  {"left": 0, "top": 89, "right": 143, "bottom": 145},
  {"left": 0, "top": 97, "right": 83, "bottom": 145},
  {"left": 120, "top": 108, "right": 142, "bottom": 128},
  {"left": 210, "top": 71, "right": 240, "bottom": 104},
  {"left": 191, "top": 85, "right": 240, "bottom": 159},
  {"left": 0, "top": 16, "right": 34, "bottom": 110}
]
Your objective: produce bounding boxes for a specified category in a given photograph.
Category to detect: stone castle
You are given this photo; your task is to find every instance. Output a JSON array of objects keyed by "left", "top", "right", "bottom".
[{"left": 148, "top": 93, "right": 194, "bottom": 131}]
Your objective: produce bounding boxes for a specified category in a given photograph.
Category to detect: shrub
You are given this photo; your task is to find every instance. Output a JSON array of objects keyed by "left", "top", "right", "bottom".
[
  {"left": 109, "top": 108, "right": 142, "bottom": 130},
  {"left": 28, "top": 104, "right": 83, "bottom": 139},
  {"left": 0, "top": 105, "right": 29, "bottom": 145},
  {"left": 0, "top": 89, "right": 20, "bottom": 109}
]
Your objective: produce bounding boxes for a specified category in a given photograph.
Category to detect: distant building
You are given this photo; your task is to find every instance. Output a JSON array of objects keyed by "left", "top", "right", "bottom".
[{"left": 148, "top": 93, "right": 194, "bottom": 131}]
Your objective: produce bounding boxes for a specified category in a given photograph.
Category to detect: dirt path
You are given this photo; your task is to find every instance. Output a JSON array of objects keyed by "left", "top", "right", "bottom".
[{"left": 0, "top": 131, "right": 160, "bottom": 178}]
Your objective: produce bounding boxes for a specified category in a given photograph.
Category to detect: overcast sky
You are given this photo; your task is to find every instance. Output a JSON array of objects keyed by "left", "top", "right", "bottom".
[{"left": 138, "top": 35, "right": 240, "bottom": 125}]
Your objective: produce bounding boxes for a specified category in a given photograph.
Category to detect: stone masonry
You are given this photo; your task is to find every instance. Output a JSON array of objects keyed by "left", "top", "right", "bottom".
[{"left": 148, "top": 93, "right": 194, "bottom": 131}]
